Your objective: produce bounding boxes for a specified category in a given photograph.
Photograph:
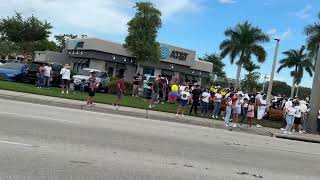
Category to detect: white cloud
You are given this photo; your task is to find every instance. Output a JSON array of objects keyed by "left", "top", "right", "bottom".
[
  {"left": 291, "top": 4, "right": 312, "bottom": 19},
  {"left": 0, "top": 0, "right": 204, "bottom": 38},
  {"left": 152, "top": 0, "right": 203, "bottom": 19},
  {"left": 267, "top": 28, "right": 292, "bottom": 40},
  {"left": 219, "top": 0, "right": 237, "bottom": 4},
  {"left": 267, "top": 28, "right": 277, "bottom": 35}
]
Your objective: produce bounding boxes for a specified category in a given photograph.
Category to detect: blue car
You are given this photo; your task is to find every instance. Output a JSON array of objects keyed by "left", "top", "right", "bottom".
[{"left": 0, "top": 63, "right": 29, "bottom": 82}]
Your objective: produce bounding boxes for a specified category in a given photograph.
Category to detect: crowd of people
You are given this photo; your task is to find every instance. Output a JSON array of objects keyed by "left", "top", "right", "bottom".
[
  {"left": 34, "top": 66, "right": 320, "bottom": 134},
  {"left": 116, "top": 74, "right": 318, "bottom": 134}
]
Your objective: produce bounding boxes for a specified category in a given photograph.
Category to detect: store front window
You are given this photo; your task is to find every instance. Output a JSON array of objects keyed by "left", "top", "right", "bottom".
[{"left": 143, "top": 67, "right": 154, "bottom": 77}]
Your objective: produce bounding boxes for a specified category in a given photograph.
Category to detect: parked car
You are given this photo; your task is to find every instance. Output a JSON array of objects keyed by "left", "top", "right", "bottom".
[
  {"left": 0, "top": 63, "right": 28, "bottom": 82},
  {"left": 26, "top": 61, "right": 63, "bottom": 86},
  {"left": 73, "top": 68, "right": 110, "bottom": 92}
]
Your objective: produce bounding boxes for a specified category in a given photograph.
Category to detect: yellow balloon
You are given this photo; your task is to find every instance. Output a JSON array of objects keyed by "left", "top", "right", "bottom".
[{"left": 172, "top": 85, "right": 179, "bottom": 91}]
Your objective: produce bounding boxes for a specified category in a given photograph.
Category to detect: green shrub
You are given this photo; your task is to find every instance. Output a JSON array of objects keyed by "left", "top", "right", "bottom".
[
  {"left": 268, "top": 109, "right": 284, "bottom": 121},
  {"left": 107, "top": 80, "right": 133, "bottom": 96}
]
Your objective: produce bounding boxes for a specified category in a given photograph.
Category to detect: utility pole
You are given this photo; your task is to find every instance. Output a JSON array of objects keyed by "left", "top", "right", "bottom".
[
  {"left": 262, "top": 74, "right": 268, "bottom": 93},
  {"left": 266, "top": 39, "right": 280, "bottom": 109},
  {"left": 306, "top": 43, "right": 320, "bottom": 134}
]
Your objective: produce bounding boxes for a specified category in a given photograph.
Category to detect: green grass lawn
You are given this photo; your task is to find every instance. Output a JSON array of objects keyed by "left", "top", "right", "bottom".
[
  {"left": 0, "top": 80, "right": 179, "bottom": 113},
  {"left": 0, "top": 80, "right": 281, "bottom": 129}
]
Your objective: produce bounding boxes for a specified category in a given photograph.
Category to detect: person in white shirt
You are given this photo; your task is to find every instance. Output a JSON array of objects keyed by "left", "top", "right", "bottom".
[
  {"left": 284, "top": 103, "right": 297, "bottom": 135},
  {"left": 201, "top": 88, "right": 210, "bottom": 116},
  {"left": 256, "top": 95, "right": 267, "bottom": 128},
  {"left": 224, "top": 93, "right": 234, "bottom": 127},
  {"left": 212, "top": 92, "right": 223, "bottom": 119},
  {"left": 43, "top": 64, "right": 52, "bottom": 88},
  {"left": 60, "top": 64, "right": 71, "bottom": 94},
  {"left": 176, "top": 87, "right": 191, "bottom": 118},
  {"left": 232, "top": 94, "right": 243, "bottom": 128},
  {"left": 293, "top": 101, "right": 303, "bottom": 133}
]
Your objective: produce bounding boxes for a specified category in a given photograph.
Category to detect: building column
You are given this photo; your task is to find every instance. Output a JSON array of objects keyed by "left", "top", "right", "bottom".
[
  {"left": 112, "top": 67, "right": 117, "bottom": 77},
  {"left": 5, "top": 55, "right": 8, "bottom": 60}
]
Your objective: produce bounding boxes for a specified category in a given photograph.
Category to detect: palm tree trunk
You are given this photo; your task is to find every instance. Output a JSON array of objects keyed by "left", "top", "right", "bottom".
[
  {"left": 135, "top": 62, "right": 141, "bottom": 75},
  {"left": 290, "top": 77, "right": 295, "bottom": 98},
  {"left": 235, "top": 63, "right": 242, "bottom": 90},
  {"left": 296, "top": 84, "right": 299, "bottom": 97}
]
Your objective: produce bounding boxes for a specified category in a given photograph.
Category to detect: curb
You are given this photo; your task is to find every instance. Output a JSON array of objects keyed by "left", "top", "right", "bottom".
[{"left": 274, "top": 133, "right": 320, "bottom": 144}]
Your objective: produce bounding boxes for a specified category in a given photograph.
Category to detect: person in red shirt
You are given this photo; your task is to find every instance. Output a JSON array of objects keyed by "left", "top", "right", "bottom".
[{"left": 113, "top": 76, "right": 125, "bottom": 110}]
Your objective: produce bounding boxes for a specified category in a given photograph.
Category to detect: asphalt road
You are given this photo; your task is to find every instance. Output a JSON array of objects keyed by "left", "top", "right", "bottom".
[{"left": 0, "top": 99, "right": 319, "bottom": 180}]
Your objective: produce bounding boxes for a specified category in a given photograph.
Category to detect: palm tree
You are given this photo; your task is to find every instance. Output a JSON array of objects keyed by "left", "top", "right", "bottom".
[
  {"left": 243, "top": 61, "right": 260, "bottom": 74},
  {"left": 304, "top": 13, "right": 320, "bottom": 56},
  {"left": 220, "top": 21, "right": 270, "bottom": 90},
  {"left": 202, "top": 53, "right": 226, "bottom": 78},
  {"left": 277, "top": 45, "right": 314, "bottom": 98}
]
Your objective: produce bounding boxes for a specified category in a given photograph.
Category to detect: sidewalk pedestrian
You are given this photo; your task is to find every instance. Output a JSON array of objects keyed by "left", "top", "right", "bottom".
[
  {"left": 143, "top": 76, "right": 148, "bottom": 98},
  {"left": 201, "top": 88, "right": 210, "bottom": 116},
  {"left": 113, "top": 76, "right": 125, "bottom": 110},
  {"left": 240, "top": 98, "right": 249, "bottom": 126},
  {"left": 189, "top": 84, "right": 201, "bottom": 116},
  {"left": 149, "top": 78, "right": 159, "bottom": 108},
  {"left": 158, "top": 78, "right": 164, "bottom": 104},
  {"left": 44, "top": 64, "right": 52, "bottom": 88},
  {"left": 132, "top": 73, "right": 141, "bottom": 97},
  {"left": 256, "top": 95, "right": 267, "bottom": 128},
  {"left": 87, "top": 71, "right": 98, "bottom": 106},
  {"left": 37, "top": 64, "right": 45, "bottom": 88},
  {"left": 283, "top": 103, "right": 296, "bottom": 135},
  {"left": 246, "top": 100, "right": 255, "bottom": 127},
  {"left": 224, "top": 94, "right": 233, "bottom": 127},
  {"left": 176, "top": 87, "right": 191, "bottom": 118},
  {"left": 232, "top": 94, "right": 243, "bottom": 128},
  {"left": 293, "top": 101, "right": 303, "bottom": 133},
  {"left": 60, "top": 64, "right": 71, "bottom": 94},
  {"left": 212, "top": 90, "right": 223, "bottom": 119}
]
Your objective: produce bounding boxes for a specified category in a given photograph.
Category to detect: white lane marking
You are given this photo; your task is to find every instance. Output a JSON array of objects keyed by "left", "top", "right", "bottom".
[
  {"left": 0, "top": 112, "right": 79, "bottom": 124},
  {"left": 0, "top": 140, "right": 34, "bottom": 147}
]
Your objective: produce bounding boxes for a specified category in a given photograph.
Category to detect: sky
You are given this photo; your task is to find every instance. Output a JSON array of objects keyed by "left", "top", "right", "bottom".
[{"left": 0, "top": 0, "right": 319, "bottom": 87}]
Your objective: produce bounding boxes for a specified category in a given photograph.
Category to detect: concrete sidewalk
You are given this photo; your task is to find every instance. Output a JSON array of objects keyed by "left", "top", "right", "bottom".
[{"left": 0, "top": 89, "right": 319, "bottom": 143}]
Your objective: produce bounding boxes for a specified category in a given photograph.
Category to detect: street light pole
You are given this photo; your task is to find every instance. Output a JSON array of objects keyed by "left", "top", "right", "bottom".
[
  {"left": 266, "top": 39, "right": 280, "bottom": 109},
  {"left": 262, "top": 74, "right": 268, "bottom": 93},
  {"left": 306, "top": 43, "right": 320, "bottom": 134}
]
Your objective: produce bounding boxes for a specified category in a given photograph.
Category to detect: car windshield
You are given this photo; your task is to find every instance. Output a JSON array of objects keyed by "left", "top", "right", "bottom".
[
  {"left": 78, "top": 70, "right": 105, "bottom": 78},
  {"left": 28, "top": 63, "right": 41, "bottom": 71},
  {"left": 0, "top": 63, "right": 24, "bottom": 70}
]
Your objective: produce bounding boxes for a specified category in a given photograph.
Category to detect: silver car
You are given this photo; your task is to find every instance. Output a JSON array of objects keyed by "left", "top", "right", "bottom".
[{"left": 73, "top": 68, "right": 110, "bottom": 92}]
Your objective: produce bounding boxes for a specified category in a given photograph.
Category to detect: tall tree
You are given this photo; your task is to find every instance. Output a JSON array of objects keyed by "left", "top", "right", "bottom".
[
  {"left": 0, "top": 39, "right": 16, "bottom": 57},
  {"left": 220, "top": 21, "right": 270, "bottom": 90},
  {"left": 241, "top": 72, "right": 261, "bottom": 93},
  {"left": 54, "top": 34, "right": 78, "bottom": 51},
  {"left": 0, "top": 12, "right": 52, "bottom": 61},
  {"left": 202, "top": 53, "right": 226, "bottom": 78},
  {"left": 124, "top": 2, "right": 162, "bottom": 74},
  {"left": 243, "top": 61, "right": 260, "bottom": 74},
  {"left": 304, "top": 13, "right": 320, "bottom": 56},
  {"left": 277, "top": 45, "right": 314, "bottom": 98}
]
